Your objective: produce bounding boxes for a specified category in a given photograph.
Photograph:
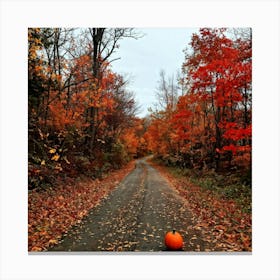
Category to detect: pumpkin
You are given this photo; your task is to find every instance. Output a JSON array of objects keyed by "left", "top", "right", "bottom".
[{"left": 164, "top": 229, "right": 183, "bottom": 250}]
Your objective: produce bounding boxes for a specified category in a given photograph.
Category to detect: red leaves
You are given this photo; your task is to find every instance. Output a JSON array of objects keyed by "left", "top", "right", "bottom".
[
  {"left": 215, "top": 122, "right": 252, "bottom": 157},
  {"left": 222, "top": 144, "right": 238, "bottom": 154},
  {"left": 28, "top": 161, "right": 135, "bottom": 251},
  {"left": 146, "top": 29, "right": 251, "bottom": 171},
  {"left": 222, "top": 123, "right": 252, "bottom": 141}
]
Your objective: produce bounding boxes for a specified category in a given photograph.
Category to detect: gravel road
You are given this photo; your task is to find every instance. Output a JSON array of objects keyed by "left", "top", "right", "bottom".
[{"left": 48, "top": 157, "right": 208, "bottom": 252}]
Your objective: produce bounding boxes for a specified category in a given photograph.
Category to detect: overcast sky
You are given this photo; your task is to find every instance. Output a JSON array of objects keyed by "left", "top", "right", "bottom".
[{"left": 110, "top": 28, "right": 199, "bottom": 117}]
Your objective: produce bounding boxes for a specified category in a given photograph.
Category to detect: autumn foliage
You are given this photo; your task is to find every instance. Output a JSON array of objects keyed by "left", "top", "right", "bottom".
[
  {"left": 28, "top": 28, "right": 144, "bottom": 189},
  {"left": 145, "top": 28, "right": 252, "bottom": 172},
  {"left": 28, "top": 28, "right": 252, "bottom": 252}
]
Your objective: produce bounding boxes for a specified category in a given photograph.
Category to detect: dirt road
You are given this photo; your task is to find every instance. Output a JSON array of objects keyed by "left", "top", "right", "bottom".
[{"left": 48, "top": 157, "right": 208, "bottom": 252}]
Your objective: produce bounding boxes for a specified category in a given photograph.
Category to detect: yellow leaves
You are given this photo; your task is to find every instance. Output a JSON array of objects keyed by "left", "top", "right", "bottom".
[
  {"left": 49, "top": 148, "right": 56, "bottom": 154},
  {"left": 29, "top": 50, "right": 38, "bottom": 60},
  {"left": 33, "top": 38, "right": 42, "bottom": 45},
  {"left": 48, "top": 239, "right": 58, "bottom": 246},
  {"left": 51, "top": 154, "right": 60, "bottom": 161},
  {"left": 78, "top": 210, "right": 88, "bottom": 218},
  {"left": 49, "top": 148, "right": 60, "bottom": 161},
  {"left": 42, "top": 148, "right": 68, "bottom": 166}
]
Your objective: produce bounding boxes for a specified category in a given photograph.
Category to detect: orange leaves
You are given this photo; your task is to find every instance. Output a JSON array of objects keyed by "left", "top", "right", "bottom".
[
  {"left": 49, "top": 148, "right": 56, "bottom": 154},
  {"left": 100, "top": 71, "right": 116, "bottom": 90},
  {"left": 145, "top": 112, "right": 175, "bottom": 156},
  {"left": 78, "top": 210, "right": 88, "bottom": 218},
  {"left": 214, "top": 224, "right": 226, "bottom": 232},
  {"left": 29, "top": 28, "right": 141, "bottom": 191},
  {"left": 28, "top": 28, "right": 43, "bottom": 60},
  {"left": 31, "top": 246, "right": 43, "bottom": 252},
  {"left": 121, "top": 129, "right": 138, "bottom": 155},
  {"left": 28, "top": 161, "right": 135, "bottom": 251},
  {"left": 48, "top": 239, "right": 58, "bottom": 246},
  {"left": 45, "top": 61, "right": 119, "bottom": 140},
  {"left": 153, "top": 163, "right": 252, "bottom": 251},
  {"left": 47, "top": 95, "right": 73, "bottom": 129},
  {"left": 51, "top": 154, "right": 60, "bottom": 161},
  {"left": 120, "top": 118, "right": 147, "bottom": 157}
]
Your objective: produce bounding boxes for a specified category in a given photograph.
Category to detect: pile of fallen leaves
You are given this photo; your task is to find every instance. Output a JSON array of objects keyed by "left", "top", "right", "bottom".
[
  {"left": 28, "top": 161, "right": 135, "bottom": 251},
  {"left": 151, "top": 162, "right": 252, "bottom": 252}
]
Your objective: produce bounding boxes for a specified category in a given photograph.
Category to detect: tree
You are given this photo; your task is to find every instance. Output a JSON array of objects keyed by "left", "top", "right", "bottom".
[
  {"left": 181, "top": 28, "right": 252, "bottom": 170},
  {"left": 155, "top": 70, "right": 179, "bottom": 113},
  {"left": 84, "top": 28, "right": 142, "bottom": 153},
  {"left": 28, "top": 28, "right": 143, "bottom": 189},
  {"left": 146, "top": 28, "right": 252, "bottom": 172}
]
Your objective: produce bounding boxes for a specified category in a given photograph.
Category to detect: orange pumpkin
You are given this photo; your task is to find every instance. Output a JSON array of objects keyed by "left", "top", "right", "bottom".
[{"left": 164, "top": 230, "right": 183, "bottom": 250}]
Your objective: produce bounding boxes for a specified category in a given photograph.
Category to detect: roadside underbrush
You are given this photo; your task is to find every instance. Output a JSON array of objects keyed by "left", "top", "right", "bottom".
[
  {"left": 150, "top": 158, "right": 252, "bottom": 251},
  {"left": 167, "top": 166, "right": 251, "bottom": 214},
  {"left": 152, "top": 157, "right": 251, "bottom": 214}
]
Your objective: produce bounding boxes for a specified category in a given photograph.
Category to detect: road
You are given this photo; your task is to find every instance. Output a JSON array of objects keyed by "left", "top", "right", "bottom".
[{"left": 48, "top": 157, "right": 208, "bottom": 252}]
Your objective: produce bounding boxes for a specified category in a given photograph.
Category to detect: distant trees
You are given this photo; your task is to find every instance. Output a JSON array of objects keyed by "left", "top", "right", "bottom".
[
  {"left": 28, "top": 28, "right": 144, "bottom": 189},
  {"left": 155, "top": 70, "right": 179, "bottom": 112},
  {"left": 146, "top": 28, "right": 252, "bottom": 172}
]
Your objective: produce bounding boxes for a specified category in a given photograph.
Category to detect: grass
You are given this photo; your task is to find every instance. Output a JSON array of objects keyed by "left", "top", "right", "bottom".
[{"left": 162, "top": 165, "right": 252, "bottom": 214}]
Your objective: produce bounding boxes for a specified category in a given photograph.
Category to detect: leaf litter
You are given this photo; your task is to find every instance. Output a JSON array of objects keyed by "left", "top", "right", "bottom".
[
  {"left": 151, "top": 162, "right": 252, "bottom": 251},
  {"left": 28, "top": 161, "right": 135, "bottom": 251}
]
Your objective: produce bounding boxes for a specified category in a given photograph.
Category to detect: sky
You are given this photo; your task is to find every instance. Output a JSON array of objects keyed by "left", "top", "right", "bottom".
[{"left": 110, "top": 28, "right": 199, "bottom": 117}]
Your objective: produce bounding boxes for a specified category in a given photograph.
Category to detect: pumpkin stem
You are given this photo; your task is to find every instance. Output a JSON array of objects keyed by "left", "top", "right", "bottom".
[{"left": 172, "top": 229, "right": 176, "bottom": 234}]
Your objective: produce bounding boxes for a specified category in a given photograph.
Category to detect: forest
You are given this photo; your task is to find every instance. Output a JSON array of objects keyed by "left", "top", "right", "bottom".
[
  {"left": 29, "top": 27, "right": 251, "bottom": 188},
  {"left": 28, "top": 28, "right": 146, "bottom": 188},
  {"left": 28, "top": 27, "right": 252, "bottom": 252}
]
